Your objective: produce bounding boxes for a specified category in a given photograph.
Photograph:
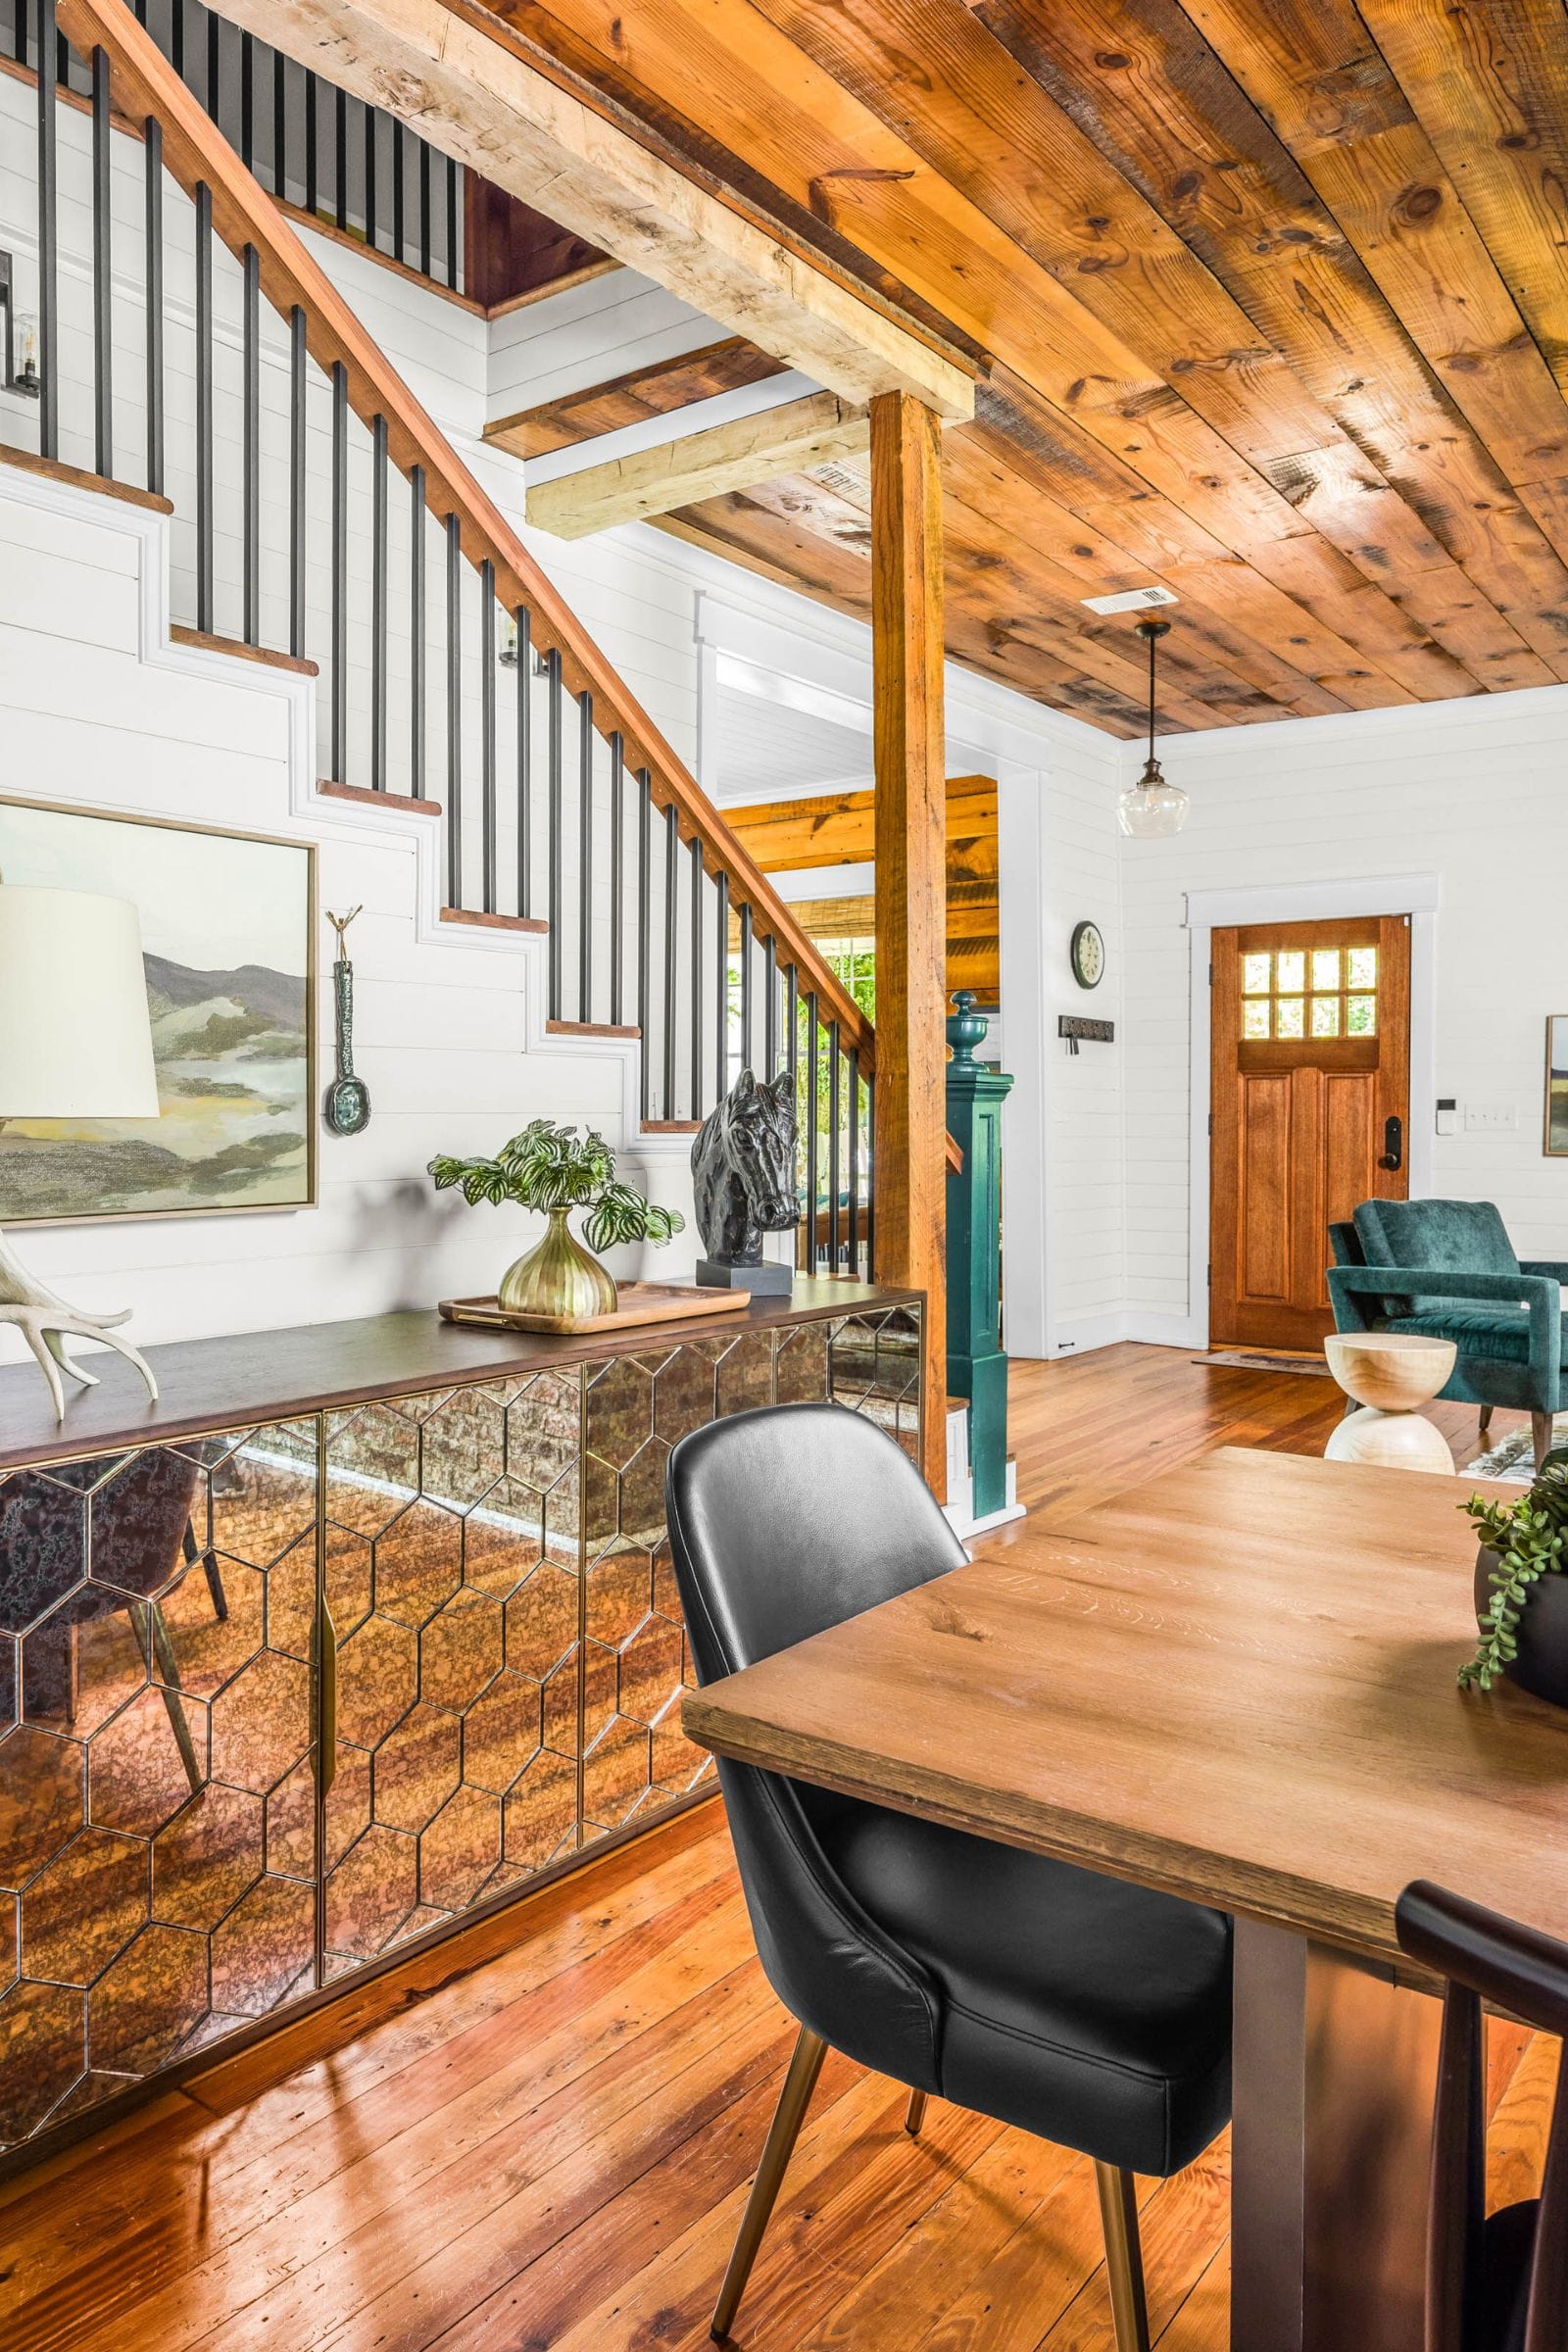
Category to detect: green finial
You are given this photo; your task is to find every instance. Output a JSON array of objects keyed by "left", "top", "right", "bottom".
[{"left": 947, "top": 990, "right": 988, "bottom": 1066}]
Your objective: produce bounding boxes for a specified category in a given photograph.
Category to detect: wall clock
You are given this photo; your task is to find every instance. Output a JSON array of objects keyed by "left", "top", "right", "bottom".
[{"left": 1070, "top": 920, "right": 1105, "bottom": 990}]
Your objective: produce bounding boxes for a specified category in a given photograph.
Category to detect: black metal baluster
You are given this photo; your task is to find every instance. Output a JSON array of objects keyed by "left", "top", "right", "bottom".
[
  {"left": 847, "top": 1045, "right": 860, "bottom": 1277},
  {"left": 418, "top": 141, "right": 431, "bottom": 276},
  {"left": 334, "top": 84, "right": 347, "bottom": 226},
  {"left": 37, "top": 0, "right": 58, "bottom": 459},
  {"left": 828, "top": 1023, "right": 841, "bottom": 1273},
  {"left": 392, "top": 122, "right": 406, "bottom": 263},
  {"left": 371, "top": 414, "right": 388, "bottom": 788},
  {"left": 546, "top": 649, "right": 564, "bottom": 1015},
  {"left": 240, "top": 29, "right": 254, "bottom": 169},
  {"left": 305, "top": 69, "right": 317, "bottom": 216},
  {"left": 662, "top": 805, "right": 678, "bottom": 1123},
  {"left": 364, "top": 105, "right": 376, "bottom": 253},
  {"left": 739, "top": 904, "right": 754, "bottom": 1076},
  {"left": 410, "top": 465, "right": 425, "bottom": 797},
  {"left": 480, "top": 564, "right": 497, "bottom": 908},
  {"left": 514, "top": 609, "right": 531, "bottom": 914},
  {"left": 689, "top": 839, "right": 705, "bottom": 1123},
  {"left": 713, "top": 872, "right": 728, "bottom": 1102},
  {"left": 171, "top": 0, "right": 182, "bottom": 78},
  {"left": 609, "top": 732, "right": 624, "bottom": 1025},
  {"left": 446, "top": 155, "right": 460, "bottom": 289},
  {"left": 205, "top": 6, "right": 218, "bottom": 120},
  {"left": 13, "top": 0, "right": 25, "bottom": 64},
  {"left": 144, "top": 120, "right": 164, "bottom": 495},
  {"left": 91, "top": 46, "right": 112, "bottom": 478},
  {"left": 330, "top": 361, "right": 348, "bottom": 778},
  {"left": 446, "top": 514, "right": 463, "bottom": 903},
  {"left": 863, "top": 1071, "right": 875, "bottom": 1278},
  {"left": 288, "top": 306, "right": 306, "bottom": 657},
  {"left": 763, "top": 936, "right": 778, "bottom": 1078},
  {"left": 786, "top": 961, "right": 799, "bottom": 1089},
  {"left": 195, "top": 181, "right": 214, "bottom": 632},
  {"left": 805, "top": 994, "right": 819, "bottom": 1274},
  {"left": 577, "top": 691, "right": 593, "bottom": 1020},
  {"left": 637, "top": 771, "right": 652, "bottom": 1121},
  {"left": 242, "top": 245, "right": 260, "bottom": 643},
  {"left": 271, "top": 49, "right": 286, "bottom": 204}
]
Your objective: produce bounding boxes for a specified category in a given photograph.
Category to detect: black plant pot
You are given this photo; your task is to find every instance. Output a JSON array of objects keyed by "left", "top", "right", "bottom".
[{"left": 1474, "top": 1545, "right": 1568, "bottom": 1707}]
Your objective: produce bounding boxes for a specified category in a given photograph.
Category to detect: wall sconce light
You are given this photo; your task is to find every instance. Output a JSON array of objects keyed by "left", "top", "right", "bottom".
[
  {"left": 498, "top": 614, "right": 550, "bottom": 675},
  {"left": 0, "top": 253, "right": 41, "bottom": 399}
]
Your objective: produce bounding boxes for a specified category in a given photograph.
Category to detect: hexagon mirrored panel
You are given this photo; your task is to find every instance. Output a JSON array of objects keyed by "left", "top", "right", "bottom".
[
  {"left": 320, "top": 1378, "right": 577, "bottom": 1981},
  {"left": 0, "top": 1423, "right": 318, "bottom": 2156}
]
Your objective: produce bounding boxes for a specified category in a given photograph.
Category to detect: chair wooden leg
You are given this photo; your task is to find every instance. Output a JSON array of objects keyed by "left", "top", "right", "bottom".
[
  {"left": 712, "top": 2025, "right": 827, "bottom": 2340},
  {"left": 905, "top": 2088, "right": 927, "bottom": 2136},
  {"left": 1479, "top": 1405, "right": 1494, "bottom": 1437},
  {"left": 1095, "top": 2161, "right": 1151, "bottom": 2352},
  {"left": 1533, "top": 1410, "right": 1555, "bottom": 1468}
]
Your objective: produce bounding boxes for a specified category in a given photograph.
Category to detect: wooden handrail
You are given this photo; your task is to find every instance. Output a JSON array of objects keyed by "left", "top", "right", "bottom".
[{"left": 59, "top": 0, "right": 875, "bottom": 1066}]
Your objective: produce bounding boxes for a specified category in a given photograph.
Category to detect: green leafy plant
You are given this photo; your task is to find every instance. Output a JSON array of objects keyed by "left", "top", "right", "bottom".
[
  {"left": 428, "top": 1120, "right": 684, "bottom": 1254},
  {"left": 1460, "top": 1447, "right": 1568, "bottom": 1690}
]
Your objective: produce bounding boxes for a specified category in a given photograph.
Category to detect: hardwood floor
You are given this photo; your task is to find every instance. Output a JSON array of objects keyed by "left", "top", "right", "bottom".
[{"left": 4, "top": 1348, "right": 1551, "bottom": 2352}]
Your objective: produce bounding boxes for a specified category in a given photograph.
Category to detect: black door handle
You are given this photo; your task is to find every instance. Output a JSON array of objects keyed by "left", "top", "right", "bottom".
[{"left": 1378, "top": 1115, "right": 1403, "bottom": 1173}]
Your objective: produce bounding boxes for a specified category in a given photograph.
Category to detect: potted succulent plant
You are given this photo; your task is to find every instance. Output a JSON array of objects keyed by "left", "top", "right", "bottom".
[
  {"left": 429, "top": 1120, "right": 684, "bottom": 1322},
  {"left": 1462, "top": 1447, "right": 1568, "bottom": 1703}
]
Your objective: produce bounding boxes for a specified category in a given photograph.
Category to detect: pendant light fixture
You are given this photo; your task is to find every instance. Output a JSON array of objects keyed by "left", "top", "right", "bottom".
[{"left": 1116, "top": 617, "right": 1189, "bottom": 839}]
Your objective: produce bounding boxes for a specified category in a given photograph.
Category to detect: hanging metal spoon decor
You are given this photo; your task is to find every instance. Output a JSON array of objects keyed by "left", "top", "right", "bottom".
[{"left": 322, "top": 906, "right": 371, "bottom": 1136}]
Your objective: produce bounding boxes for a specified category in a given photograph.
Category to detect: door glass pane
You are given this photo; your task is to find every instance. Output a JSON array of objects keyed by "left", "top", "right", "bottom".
[
  {"left": 1347, "top": 947, "right": 1378, "bottom": 990},
  {"left": 1276, "top": 997, "right": 1305, "bottom": 1039},
  {"left": 1311, "top": 949, "right": 1341, "bottom": 991},
  {"left": 1242, "top": 953, "right": 1271, "bottom": 995},
  {"left": 1243, "top": 1000, "right": 1270, "bottom": 1039},
  {"left": 1311, "top": 996, "right": 1341, "bottom": 1037},
  {"left": 1276, "top": 950, "right": 1304, "bottom": 993},
  {"left": 1347, "top": 995, "right": 1377, "bottom": 1035}
]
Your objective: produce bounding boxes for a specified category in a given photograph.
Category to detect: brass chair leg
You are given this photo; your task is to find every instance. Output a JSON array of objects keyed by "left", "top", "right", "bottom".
[
  {"left": 1095, "top": 2161, "right": 1152, "bottom": 2352},
  {"left": 712, "top": 2025, "right": 827, "bottom": 2340},
  {"left": 905, "top": 2088, "right": 927, "bottom": 2136}
]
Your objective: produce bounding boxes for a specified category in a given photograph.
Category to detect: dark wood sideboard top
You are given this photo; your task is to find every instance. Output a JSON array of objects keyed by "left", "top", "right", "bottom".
[{"left": 0, "top": 1283, "right": 922, "bottom": 1472}]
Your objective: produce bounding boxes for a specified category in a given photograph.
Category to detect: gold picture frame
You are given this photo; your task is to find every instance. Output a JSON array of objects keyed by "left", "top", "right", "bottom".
[
  {"left": 0, "top": 794, "right": 317, "bottom": 1224},
  {"left": 1546, "top": 1016, "right": 1568, "bottom": 1157}
]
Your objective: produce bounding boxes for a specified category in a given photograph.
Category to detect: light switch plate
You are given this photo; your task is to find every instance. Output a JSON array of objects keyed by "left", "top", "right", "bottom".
[{"left": 1463, "top": 1102, "right": 1518, "bottom": 1133}]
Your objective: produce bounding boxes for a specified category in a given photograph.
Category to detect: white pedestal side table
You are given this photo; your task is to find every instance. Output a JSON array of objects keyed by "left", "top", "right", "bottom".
[{"left": 1324, "top": 1331, "right": 1458, "bottom": 1474}]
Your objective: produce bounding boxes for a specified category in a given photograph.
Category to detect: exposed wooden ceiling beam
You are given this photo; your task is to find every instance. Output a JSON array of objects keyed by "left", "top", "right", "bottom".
[
  {"left": 530, "top": 0, "right": 1556, "bottom": 705},
  {"left": 486, "top": 335, "right": 786, "bottom": 460},
  {"left": 208, "top": 0, "right": 975, "bottom": 417},
  {"left": 523, "top": 390, "right": 872, "bottom": 536}
]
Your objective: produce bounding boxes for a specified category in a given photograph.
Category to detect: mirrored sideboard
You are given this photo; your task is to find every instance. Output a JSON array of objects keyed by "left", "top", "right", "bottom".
[{"left": 0, "top": 1286, "right": 923, "bottom": 2171}]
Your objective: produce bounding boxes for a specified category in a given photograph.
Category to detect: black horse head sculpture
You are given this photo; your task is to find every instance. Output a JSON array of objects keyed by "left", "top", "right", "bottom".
[{"left": 692, "top": 1068, "right": 799, "bottom": 1268}]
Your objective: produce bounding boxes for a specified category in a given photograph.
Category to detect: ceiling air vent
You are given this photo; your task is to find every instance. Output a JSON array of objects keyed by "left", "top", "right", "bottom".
[{"left": 1079, "top": 585, "right": 1178, "bottom": 615}]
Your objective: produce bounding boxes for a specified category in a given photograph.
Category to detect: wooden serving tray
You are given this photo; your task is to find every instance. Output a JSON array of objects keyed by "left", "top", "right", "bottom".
[{"left": 438, "top": 1281, "right": 753, "bottom": 1337}]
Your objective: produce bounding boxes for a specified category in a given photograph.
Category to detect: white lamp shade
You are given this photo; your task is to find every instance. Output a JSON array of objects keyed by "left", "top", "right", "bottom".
[{"left": 0, "top": 885, "right": 160, "bottom": 1119}]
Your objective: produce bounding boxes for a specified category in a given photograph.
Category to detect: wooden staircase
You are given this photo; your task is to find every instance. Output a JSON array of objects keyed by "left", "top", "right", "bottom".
[{"left": 6, "top": 0, "right": 877, "bottom": 1274}]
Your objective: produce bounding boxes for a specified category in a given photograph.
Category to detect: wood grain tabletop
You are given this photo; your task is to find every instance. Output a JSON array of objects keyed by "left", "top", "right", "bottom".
[{"left": 684, "top": 1448, "right": 1568, "bottom": 1964}]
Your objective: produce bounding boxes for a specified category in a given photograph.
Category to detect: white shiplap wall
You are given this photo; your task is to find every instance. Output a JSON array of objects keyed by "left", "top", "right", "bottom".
[
  {"left": 1119, "top": 691, "right": 1568, "bottom": 1342},
  {"left": 0, "top": 470, "right": 699, "bottom": 1369}
]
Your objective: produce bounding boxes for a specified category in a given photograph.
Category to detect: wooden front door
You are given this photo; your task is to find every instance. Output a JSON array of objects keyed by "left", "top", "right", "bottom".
[{"left": 1210, "top": 915, "right": 1410, "bottom": 1349}]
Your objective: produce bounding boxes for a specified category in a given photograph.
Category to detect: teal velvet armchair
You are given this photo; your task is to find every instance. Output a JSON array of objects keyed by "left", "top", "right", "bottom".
[{"left": 1327, "top": 1199, "right": 1568, "bottom": 1466}]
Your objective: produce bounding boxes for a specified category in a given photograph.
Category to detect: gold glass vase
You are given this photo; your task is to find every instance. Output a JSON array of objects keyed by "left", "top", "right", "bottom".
[{"left": 498, "top": 1206, "right": 617, "bottom": 1320}]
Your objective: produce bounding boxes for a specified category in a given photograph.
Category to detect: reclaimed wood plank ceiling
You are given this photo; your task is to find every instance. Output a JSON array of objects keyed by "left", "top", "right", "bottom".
[{"left": 483, "top": 0, "right": 1568, "bottom": 735}]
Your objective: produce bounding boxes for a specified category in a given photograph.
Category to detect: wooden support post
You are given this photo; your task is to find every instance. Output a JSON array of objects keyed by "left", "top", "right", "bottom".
[{"left": 871, "top": 390, "right": 948, "bottom": 1497}]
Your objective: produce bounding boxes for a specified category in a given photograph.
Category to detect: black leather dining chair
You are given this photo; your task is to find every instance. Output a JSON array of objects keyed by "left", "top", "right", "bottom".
[
  {"left": 665, "top": 1401, "right": 1234, "bottom": 2349},
  {"left": 1396, "top": 1880, "right": 1568, "bottom": 2352}
]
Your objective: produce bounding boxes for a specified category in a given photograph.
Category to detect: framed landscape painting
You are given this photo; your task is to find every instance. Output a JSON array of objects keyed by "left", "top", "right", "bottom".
[
  {"left": 0, "top": 798, "right": 316, "bottom": 1223},
  {"left": 1548, "top": 1017, "right": 1568, "bottom": 1157}
]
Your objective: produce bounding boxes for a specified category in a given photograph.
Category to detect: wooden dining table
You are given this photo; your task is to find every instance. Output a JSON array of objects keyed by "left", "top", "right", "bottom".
[{"left": 682, "top": 1446, "right": 1568, "bottom": 2352}]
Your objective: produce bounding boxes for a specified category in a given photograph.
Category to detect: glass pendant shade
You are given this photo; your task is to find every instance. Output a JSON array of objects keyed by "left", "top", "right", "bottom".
[
  {"left": 1117, "top": 616, "right": 1189, "bottom": 838},
  {"left": 1117, "top": 755, "right": 1190, "bottom": 839}
]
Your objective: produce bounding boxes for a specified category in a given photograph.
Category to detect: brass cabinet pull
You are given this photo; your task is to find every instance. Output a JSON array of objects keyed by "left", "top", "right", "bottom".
[{"left": 317, "top": 1597, "right": 338, "bottom": 1799}]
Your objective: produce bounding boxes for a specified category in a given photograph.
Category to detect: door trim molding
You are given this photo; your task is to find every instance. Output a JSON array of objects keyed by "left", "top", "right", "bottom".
[{"left": 1183, "top": 875, "right": 1441, "bottom": 1351}]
